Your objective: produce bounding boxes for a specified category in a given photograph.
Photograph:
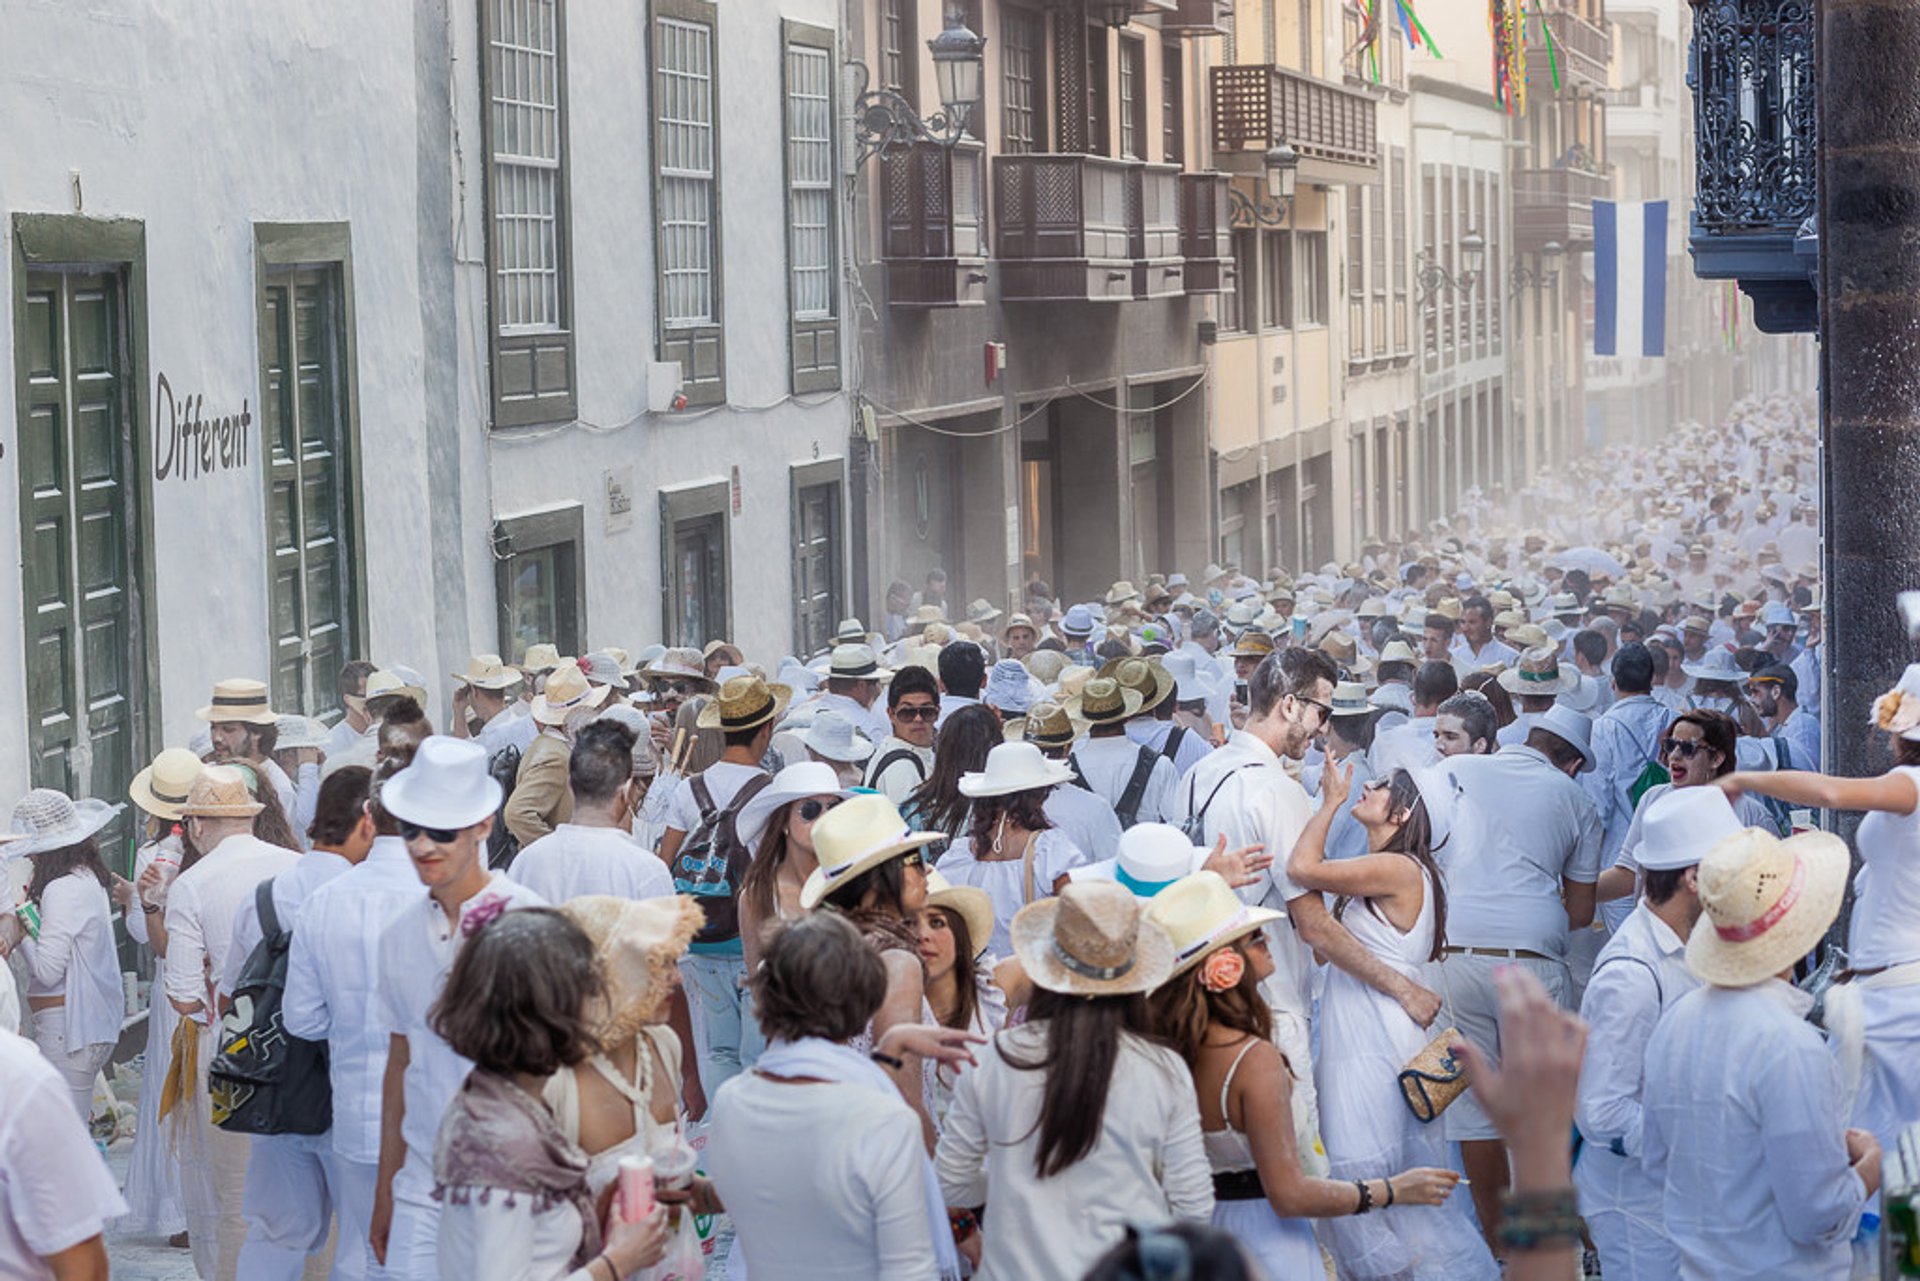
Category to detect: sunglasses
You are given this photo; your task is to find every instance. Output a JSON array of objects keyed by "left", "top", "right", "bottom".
[
  {"left": 1660, "top": 738, "right": 1707, "bottom": 759},
  {"left": 398, "top": 819, "right": 462, "bottom": 844},
  {"left": 797, "top": 798, "right": 843, "bottom": 822},
  {"left": 1361, "top": 778, "right": 1392, "bottom": 794},
  {"left": 900, "top": 849, "right": 927, "bottom": 869},
  {"left": 895, "top": 705, "right": 939, "bottom": 722},
  {"left": 1294, "top": 694, "right": 1334, "bottom": 721},
  {"left": 662, "top": 682, "right": 699, "bottom": 698}
]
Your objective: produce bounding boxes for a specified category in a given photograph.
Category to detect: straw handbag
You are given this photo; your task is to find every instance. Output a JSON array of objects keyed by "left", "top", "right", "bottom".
[{"left": 1397, "top": 1026, "right": 1469, "bottom": 1122}]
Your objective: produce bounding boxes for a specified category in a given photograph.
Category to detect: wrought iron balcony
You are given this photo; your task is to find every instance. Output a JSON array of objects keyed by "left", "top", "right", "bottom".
[
  {"left": 993, "top": 154, "right": 1191, "bottom": 303},
  {"left": 880, "top": 140, "right": 988, "bottom": 307},
  {"left": 1210, "top": 64, "right": 1379, "bottom": 183},
  {"left": 1524, "top": 4, "right": 1613, "bottom": 93},
  {"left": 1687, "top": 0, "right": 1817, "bottom": 332},
  {"left": 1178, "top": 172, "right": 1235, "bottom": 295},
  {"left": 1512, "top": 163, "right": 1612, "bottom": 252}
]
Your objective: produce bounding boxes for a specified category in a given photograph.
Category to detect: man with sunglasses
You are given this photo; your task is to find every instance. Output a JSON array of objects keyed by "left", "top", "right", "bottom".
[
  {"left": 508, "top": 718, "right": 672, "bottom": 903},
  {"left": 1747, "top": 663, "right": 1820, "bottom": 772},
  {"left": 369, "top": 736, "right": 547, "bottom": 1278},
  {"left": 865, "top": 665, "right": 940, "bottom": 806}
]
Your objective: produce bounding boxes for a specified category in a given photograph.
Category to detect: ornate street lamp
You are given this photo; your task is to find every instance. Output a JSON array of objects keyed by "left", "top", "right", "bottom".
[
  {"left": 1417, "top": 228, "right": 1487, "bottom": 305},
  {"left": 1510, "top": 239, "right": 1564, "bottom": 296},
  {"left": 1227, "top": 141, "right": 1300, "bottom": 227},
  {"left": 852, "top": 11, "right": 987, "bottom": 168}
]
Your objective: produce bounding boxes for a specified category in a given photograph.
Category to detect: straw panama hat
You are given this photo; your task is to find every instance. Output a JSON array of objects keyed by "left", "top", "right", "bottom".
[
  {"left": 925, "top": 869, "right": 995, "bottom": 960},
  {"left": 456, "top": 654, "right": 523, "bottom": 691},
  {"left": 6, "top": 788, "right": 124, "bottom": 858},
  {"left": 364, "top": 668, "right": 429, "bottom": 706},
  {"left": 1065, "top": 676, "right": 1144, "bottom": 727},
  {"left": 959, "top": 741, "right": 1077, "bottom": 798},
  {"left": 532, "top": 663, "right": 611, "bottom": 725},
  {"left": 798, "top": 793, "right": 943, "bottom": 909},
  {"left": 178, "top": 764, "right": 265, "bottom": 820},
  {"left": 1011, "top": 879, "right": 1175, "bottom": 997},
  {"left": 1499, "top": 646, "right": 1579, "bottom": 696},
  {"left": 696, "top": 674, "right": 793, "bottom": 733},
  {"left": 130, "top": 748, "right": 206, "bottom": 822},
  {"left": 1006, "top": 701, "right": 1087, "bottom": 748},
  {"left": 380, "top": 736, "right": 503, "bottom": 830},
  {"left": 564, "top": 894, "right": 704, "bottom": 1041},
  {"left": 1144, "top": 871, "right": 1285, "bottom": 976},
  {"left": 1098, "top": 656, "right": 1174, "bottom": 715},
  {"left": 196, "top": 677, "right": 278, "bottom": 725},
  {"left": 521, "top": 643, "right": 563, "bottom": 674},
  {"left": 1686, "top": 826, "right": 1848, "bottom": 987},
  {"left": 274, "top": 715, "right": 333, "bottom": 753}
]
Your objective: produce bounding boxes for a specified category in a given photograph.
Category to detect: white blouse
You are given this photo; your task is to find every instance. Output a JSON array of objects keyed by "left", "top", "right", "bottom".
[
  {"left": 435, "top": 1190, "right": 595, "bottom": 1281},
  {"left": 19, "top": 869, "right": 123, "bottom": 1049}
]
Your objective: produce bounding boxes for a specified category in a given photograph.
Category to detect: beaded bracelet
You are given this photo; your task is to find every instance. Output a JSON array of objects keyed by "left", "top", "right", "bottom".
[
  {"left": 1353, "top": 1179, "right": 1374, "bottom": 1215},
  {"left": 1496, "top": 1188, "right": 1583, "bottom": 1251}
]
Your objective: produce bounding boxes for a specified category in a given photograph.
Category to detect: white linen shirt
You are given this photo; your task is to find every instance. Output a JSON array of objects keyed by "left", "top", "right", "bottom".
[
  {"left": 0, "top": 1029, "right": 128, "bottom": 1275},
  {"left": 163, "top": 832, "right": 303, "bottom": 1016},
  {"left": 283, "top": 835, "right": 426, "bottom": 1166},
  {"left": 1043, "top": 782, "right": 1124, "bottom": 863},
  {"left": 1584, "top": 694, "right": 1674, "bottom": 865},
  {"left": 936, "top": 1025, "right": 1213, "bottom": 1281},
  {"left": 377, "top": 873, "right": 547, "bottom": 1205},
  {"left": 812, "top": 690, "right": 891, "bottom": 750},
  {"left": 509, "top": 824, "right": 675, "bottom": 902},
  {"left": 1372, "top": 715, "right": 1440, "bottom": 777},
  {"left": 1641, "top": 980, "right": 1868, "bottom": 1279},
  {"left": 1126, "top": 718, "right": 1213, "bottom": 776},
  {"left": 1433, "top": 746, "right": 1602, "bottom": 958},
  {"left": 220, "top": 847, "right": 353, "bottom": 997},
  {"left": 863, "top": 735, "right": 933, "bottom": 806},
  {"left": 476, "top": 705, "right": 538, "bottom": 759},
  {"left": 1070, "top": 735, "right": 1180, "bottom": 826},
  {"left": 17, "top": 870, "right": 123, "bottom": 1050}
]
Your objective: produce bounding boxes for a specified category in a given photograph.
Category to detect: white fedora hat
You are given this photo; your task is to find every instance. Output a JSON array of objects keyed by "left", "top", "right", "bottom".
[
  {"left": 379, "top": 735, "right": 503, "bottom": 831},
  {"left": 1072, "top": 823, "right": 1210, "bottom": 898},
  {"left": 828, "top": 644, "right": 890, "bottom": 681},
  {"left": 1161, "top": 651, "right": 1208, "bottom": 703},
  {"left": 1637, "top": 785, "right": 1744, "bottom": 872},
  {"left": 799, "top": 793, "right": 943, "bottom": 909},
  {"left": 1687, "top": 826, "right": 1848, "bottom": 987},
  {"left": 958, "top": 742, "right": 1076, "bottom": 799},
  {"left": 736, "top": 760, "right": 852, "bottom": 856},
  {"left": 1680, "top": 648, "right": 1744, "bottom": 683},
  {"left": 1143, "top": 871, "right": 1284, "bottom": 977},
  {"left": 6, "top": 788, "right": 123, "bottom": 858},
  {"left": 802, "top": 711, "right": 874, "bottom": 764},
  {"left": 1533, "top": 704, "right": 1596, "bottom": 774}
]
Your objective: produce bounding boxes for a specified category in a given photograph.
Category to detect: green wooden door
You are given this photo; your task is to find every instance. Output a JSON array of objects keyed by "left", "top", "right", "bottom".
[
  {"left": 261, "top": 266, "right": 358, "bottom": 722},
  {"left": 17, "top": 269, "right": 143, "bottom": 849}
]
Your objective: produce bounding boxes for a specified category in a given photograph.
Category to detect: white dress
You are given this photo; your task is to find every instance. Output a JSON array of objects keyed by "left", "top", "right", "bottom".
[
  {"left": 1202, "top": 1040, "right": 1321, "bottom": 1279},
  {"left": 1846, "top": 765, "right": 1920, "bottom": 1149},
  {"left": 934, "top": 828, "right": 1087, "bottom": 957},
  {"left": 1314, "top": 871, "right": 1499, "bottom": 1280},
  {"left": 117, "top": 839, "right": 187, "bottom": 1236}
]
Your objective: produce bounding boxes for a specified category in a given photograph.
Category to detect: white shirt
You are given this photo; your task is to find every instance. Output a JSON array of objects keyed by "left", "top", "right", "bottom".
[
  {"left": 1434, "top": 746, "right": 1601, "bottom": 957},
  {"left": 708, "top": 1073, "right": 939, "bottom": 1281},
  {"left": 283, "top": 835, "right": 424, "bottom": 1165},
  {"left": 1043, "top": 782, "right": 1124, "bottom": 864},
  {"left": 326, "top": 716, "right": 370, "bottom": 758},
  {"left": 1850, "top": 766, "right": 1920, "bottom": 970},
  {"left": 1070, "top": 735, "right": 1180, "bottom": 826},
  {"left": 287, "top": 760, "right": 322, "bottom": 848},
  {"left": 509, "top": 824, "right": 675, "bottom": 903},
  {"left": 812, "top": 690, "right": 891, "bottom": 750},
  {"left": 1776, "top": 706, "right": 1820, "bottom": 772},
  {"left": 1372, "top": 715, "right": 1440, "bottom": 777},
  {"left": 220, "top": 847, "right": 353, "bottom": 997},
  {"left": 17, "top": 870, "right": 122, "bottom": 1050},
  {"left": 664, "top": 761, "right": 767, "bottom": 836},
  {"left": 1496, "top": 710, "right": 1545, "bottom": 748},
  {"left": 476, "top": 705, "right": 538, "bottom": 760},
  {"left": 0, "top": 1028, "right": 128, "bottom": 1275},
  {"left": 163, "top": 832, "right": 302, "bottom": 1015},
  {"left": 935, "top": 692, "right": 981, "bottom": 730},
  {"left": 378, "top": 874, "right": 547, "bottom": 1205},
  {"left": 1126, "top": 718, "right": 1212, "bottom": 776},
  {"left": 1452, "top": 636, "right": 1519, "bottom": 673},
  {"left": 862, "top": 735, "right": 933, "bottom": 806},
  {"left": 1791, "top": 643, "right": 1823, "bottom": 719},
  {"left": 1642, "top": 980, "right": 1868, "bottom": 1279},
  {"left": 1585, "top": 694, "right": 1674, "bottom": 864},
  {"left": 936, "top": 1024, "right": 1213, "bottom": 1281},
  {"left": 435, "top": 1193, "right": 586, "bottom": 1281},
  {"left": 1173, "top": 730, "right": 1314, "bottom": 1014}
]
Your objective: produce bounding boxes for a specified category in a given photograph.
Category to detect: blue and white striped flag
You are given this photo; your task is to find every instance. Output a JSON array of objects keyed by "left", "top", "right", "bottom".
[{"left": 1592, "top": 199, "right": 1668, "bottom": 358}]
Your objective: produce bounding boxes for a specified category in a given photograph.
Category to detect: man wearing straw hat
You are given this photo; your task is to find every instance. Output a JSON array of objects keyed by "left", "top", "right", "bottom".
[
  {"left": 162, "top": 765, "right": 302, "bottom": 1280},
  {"left": 502, "top": 661, "right": 608, "bottom": 847},
  {"left": 1640, "top": 824, "right": 1878, "bottom": 1278},
  {"left": 814, "top": 644, "right": 892, "bottom": 748},
  {"left": 448, "top": 654, "right": 534, "bottom": 758},
  {"left": 1018, "top": 700, "right": 1125, "bottom": 862},
  {"left": 1067, "top": 676, "right": 1178, "bottom": 829},
  {"left": 199, "top": 677, "right": 298, "bottom": 822}
]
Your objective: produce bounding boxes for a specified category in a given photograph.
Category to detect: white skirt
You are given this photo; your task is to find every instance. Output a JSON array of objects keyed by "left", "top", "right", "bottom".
[
  {"left": 1213, "top": 1197, "right": 1319, "bottom": 1279},
  {"left": 117, "top": 994, "right": 188, "bottom": 1237}
]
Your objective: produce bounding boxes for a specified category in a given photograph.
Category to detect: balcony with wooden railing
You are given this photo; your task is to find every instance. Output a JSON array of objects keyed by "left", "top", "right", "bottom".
[
  {"left": 994, "top": 154, "right": 1216, "bottom": 302},
  {"left": 1178, "top": 172, "right": 1234, "bottom": 295},
  {"left": 1512, "top": 163, "right": 1612, "bottom": 251},
  {"left": 880, "top": 141, "right": 988, "bottom": 307},
  {"left": 1210, "top": 63, "right": 1378, "bottom": 184},
  {"left": 1524, "top": 3, "right": 1613, "bottom": 93}
]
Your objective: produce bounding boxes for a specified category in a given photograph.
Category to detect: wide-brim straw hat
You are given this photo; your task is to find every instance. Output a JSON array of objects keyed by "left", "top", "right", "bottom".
[
  {"left": 521, "top": 643, "right": 563, "bottom": 674},
  {"left": 1498, "top": 646, "right": 1579, "bottom": 695},
  {"left": 1011, "top": 880, "right": 1175, "bottom": 997},
  {"left": 6, "top": 789, "right": 123, "bottom": 858},
  {"left": 275, "top": 714, "right": 333, "bottom": 752},
  {"left": 1007, "top": 701, "right": 1087, "bottom": 748},
  {"left": 1063, "top": 676, "right": 1145, "bottom": 726},
  {"left": 642, "top": 651, "right": 717, "bottom": 692},
  {"left": 196, "top": 677, "right": 278, "bottom": 726},
  {"left": 533, "top": 664, "right": 612, "bottom": 725},
  {"left": 130, "top": 748, "right": 207, "bottom": 822},
  {"left": 926, "top": 870, "right": 996, "bottom": 960},
  {"left": 799, "top": 793, "right": 943, "bottom": 909},
  {"left": 1144, "top": 871, "right": 1285, "bottom": 977},
  {"left": 960, "top": 741, "right": 1077, "bottom": 798},
  {"left": 457, "top": 654, "right": 524, "bottom": 691},
  {"left": 1098, "top": 656, "right": 1174, "bottom": 715},
  {"left": 177, "top": 764, "right": 266, "bottom": 820},
  {"left": 564, "top": 894, "right": 704, "bottom": 1041},
  {"left": 1687, "top": 827, "right": 1848, "bottom": 987},
  {"left": 696, "top": 675, "right": 793, "bottom": 732},
  {"left": 364, "top": 668, "right": 429, "bottom": 706}
]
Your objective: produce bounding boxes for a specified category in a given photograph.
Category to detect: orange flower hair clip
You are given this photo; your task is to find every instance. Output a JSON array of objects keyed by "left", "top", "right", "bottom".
[{"left": 1200, "top": 946, "right": 1245, "bottom": 994}]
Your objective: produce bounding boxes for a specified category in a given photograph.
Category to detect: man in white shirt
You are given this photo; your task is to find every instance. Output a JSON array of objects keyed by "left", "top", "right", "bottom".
[
  {"left": 0, "top": 1026, "right": 126, "bottom": 1278},
  {"left": 1173, "top": 648, "right": 1441, "bottom": 1139},
  {"left": 935, "top": 640, "right": 987, "bottom": 729},
  {"left": 1298, "top": 683, "right": 1375, "bottom": 862},
  {"left": 1068, "top": 679, "right": 1179, "bottom": 829},
  {"left": 1026, "top": 704, "right": 1125, "bottom": 862},
  {"left": 1749, "top": 663, "right": 1820, "bottom": 771},
  {"left": 325, "top": 659, "right": 378, "bottom": 758},
  {"left": 511, "top": 718, "right": 674, "bottom": 901},
  {"left": 863, "top": 665, "right": 939, "bottom": 805},
  {"left": 1372, "top": 661, "right": 1456, "bottom": 776},
  {"left": 1120, "top": 657, "right": 1213, "bottom": 776},
  {"left": 1585, "top": 644, "right": 1676, "bottom": 930},
  {"left": 809, "top": 644, "right": 893, "bottom": 747},
  {"left": 1642, "top": 825, "right": 1877, "bottom": 1279},
  {"left": 1430, "top": 704, "right": 1601, "bottom": 1246},
  {"left": 224, "top": 767, "right": 372, "bottom": 1281},
  {"left": 370, "top": 737, "right": 546, "bottom": 1280},
  {"left": 1451, "top": 596, "right": 1518, "bottom": 673},
  {"left": 447, "top": 654, "right": 535, "bottom": 759},
  {"left": 199, "top": 677, "right": 300, "bottom": 826},
  {"left": 164, "top": 764, "right": 304, "bottom": 1281},
  {"left": 1790, "top": 594, "right": 1823, "bottom": 718},
  {"left": 1576, "top": 788, "right": 1735, "bottom": 1280},
  {"left": 284, "top": 762, "right": 428, "bottom": 1281},
  {"left": 1175, "top": 609, "right": 1234, "bottom": 730}
]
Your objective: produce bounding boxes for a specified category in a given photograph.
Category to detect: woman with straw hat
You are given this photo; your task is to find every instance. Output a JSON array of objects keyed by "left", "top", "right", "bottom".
[
  {"left": 1143, "top": 872, "right": 1465, "bottom": 1280},
  {"left": 935, "top": 881, "right": 1209, "bottom": 1281},
  {"left": 918, "top": 870, "right": 1006, "bottom": 1128},
  {"left": 0, "top": 788, "right": 125, "bottom": 1119},
  {"left": 933, "top": 741, "right": 1089, "bottom": 958}
]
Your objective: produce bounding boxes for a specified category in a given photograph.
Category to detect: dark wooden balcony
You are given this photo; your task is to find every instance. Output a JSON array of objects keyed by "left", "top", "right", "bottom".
[
  {"left": 1512, "top": 165, "right": 1611, "bottom": 252},
  {"left": 880, "top": 141, "right": 988, "bottom": 307},
  {"left": 995, "top": 153, "right": 1181, "bottom": 303},
  {"left": 1210, "top": 64, "right": 1378, "bottom": 183},
  {"left": 1525, "top": 5, "right": 1613, "bottom": 93},
  {"left": 1131, "top": 164, "right": 1184, "bottom": 299},
  {"left": 1178, "top": 172, "right": 1234, "bottom": 295},
  {"left": 1161, "top": 0, "right": 1231, "bottom": 35}
]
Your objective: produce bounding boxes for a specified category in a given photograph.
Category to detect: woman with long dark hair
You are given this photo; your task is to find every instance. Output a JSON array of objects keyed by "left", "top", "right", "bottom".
[
  {"left": 905, "top": 704, "right": 1001, "bottom": 839},
  {"left": 934, "top": 742, "right": 1087, "bottom": 957},
  {"left": 0, "top": 790, "right": 125, "bottom": 1118},
  {"left": 735, "top": 762, "right": 848, "bottom": 974},
  {"left": 936, "top": 880, "right": 1211, "bottom": 1281},
  {"left": 1287, "top": 767, "right": 1495, "bottom": 1278},
  {"left": 918, "top": 872, "right": 1005, "bottom": 1128}
]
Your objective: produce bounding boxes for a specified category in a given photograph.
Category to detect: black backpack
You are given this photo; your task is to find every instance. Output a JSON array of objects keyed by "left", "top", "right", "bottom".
[
  {"left": 1160, "top": 725, "right": 1188, "bottom": 766},
  {"left": 486, "top": 743, "right": 523, "bottom": 871},
  {"left": 670, "top": 772, "right": 774, "bottom": 946},
  {"left": 209, "top": 879, "right": 331, "bottom": 1136},
  {"left": 865, "top": 747, "right": 928, "bottom": 792},
  {"left": 1178, "top": 762, "right": 1264, "bottom": 844},
  {"left": 1113, "top": 746, "right": 1162, "bottom": 830}
]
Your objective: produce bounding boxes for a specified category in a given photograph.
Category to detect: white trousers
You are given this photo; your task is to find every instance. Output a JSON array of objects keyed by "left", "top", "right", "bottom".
[
  {"left": 237, "top": 1129, "right": 346, "bottom": 1280},
  {"left": 31, "top": 1006, "right": 113, "bottom": 1120},
  {"left": 330, "top": 1156, "right": 381, "bottom": 1280},
  {"left": 381, "top": 1195, "right": 441, "bottom": 1281}
]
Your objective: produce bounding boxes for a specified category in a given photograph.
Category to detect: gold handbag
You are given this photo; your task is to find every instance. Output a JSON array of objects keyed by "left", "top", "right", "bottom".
[{"left": 1397, "top": 1026, "right": 1468, "bottom": 1122}]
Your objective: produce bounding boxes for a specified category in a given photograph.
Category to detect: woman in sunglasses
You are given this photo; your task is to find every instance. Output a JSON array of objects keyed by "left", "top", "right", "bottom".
[
  {"left": 736, "top": 762, "right": 852, "bottom": 974},
  {"left": 1594, "top": 710, "right": 1776, "bottom": 905}
]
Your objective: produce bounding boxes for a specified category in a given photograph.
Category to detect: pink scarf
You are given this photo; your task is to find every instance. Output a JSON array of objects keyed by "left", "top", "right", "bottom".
[{"left": 432, "top": 1068, "right": 602, "bottom": 1267}]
